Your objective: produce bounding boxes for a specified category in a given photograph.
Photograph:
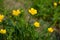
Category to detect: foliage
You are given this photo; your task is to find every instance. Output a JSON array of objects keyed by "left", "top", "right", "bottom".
[{"left": 0, "top": 0, "right": 60, "bottom": 40}]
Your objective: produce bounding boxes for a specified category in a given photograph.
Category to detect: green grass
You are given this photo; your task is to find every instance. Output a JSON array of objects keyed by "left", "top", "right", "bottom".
[{"left": 0, "top": 0, "right": 60, "bottom": 40}]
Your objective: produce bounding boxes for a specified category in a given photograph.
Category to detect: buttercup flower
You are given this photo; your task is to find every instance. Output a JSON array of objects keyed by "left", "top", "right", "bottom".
[
  {"left": 53, "top": 2, "right": 57, "bottom": 7},
  {"left": 48, "top": 27, "right": 54, "bottom": 33},
  {"left": 0, "top": 14, "right": 4, "bottom": 22},
  {"left": 34, "top": 21, "right": 40, "bottom": 27},
  {"left": 12, "top": 9, "right": 21, "bottom": 16},
  {"left": 0, "top": 29, "right": 6, "bottom": 34},
  {"left": 29, "top": 8, "right": 37, "bottom": 15}
]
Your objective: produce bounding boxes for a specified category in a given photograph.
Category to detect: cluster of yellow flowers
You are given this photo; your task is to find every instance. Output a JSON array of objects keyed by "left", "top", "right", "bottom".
[
  {"left": 0, "top": 29, "right": 6, "bottom": 34},
  {"left": 28, "top": 8, "right": 54, "bottom": 33},
  {"left": 28, "top": 8, "right": 40, "bottom": 28},
  {"left": 0, "top": 7, "right": 55, "bottom": 34}
]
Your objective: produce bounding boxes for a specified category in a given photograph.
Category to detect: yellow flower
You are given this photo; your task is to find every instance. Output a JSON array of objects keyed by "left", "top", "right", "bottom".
[
  {"left": 0, "top": 14, "right": 4, "bottom": 22},
  {"left": 53, "top": 2, "right": 57, "bottom": 7},
  {"left": 48, "top": 27, "right": 54, "bottom": 33},
  {"left": 34, "top": 21, "right": 40, "bottom": 27},
  {"left": 12, "top": 9, "right": 21, "bottom": 16},
  {"left": 29, "top": 8, "right": 37, "bottom": 15},
  {"left": 0, "top": 29, "right": 6, "bottom": 34}
]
